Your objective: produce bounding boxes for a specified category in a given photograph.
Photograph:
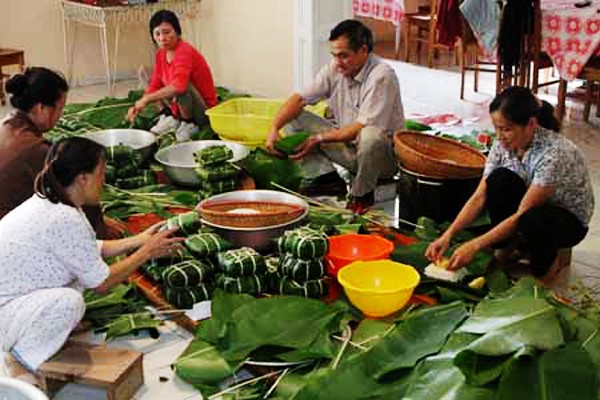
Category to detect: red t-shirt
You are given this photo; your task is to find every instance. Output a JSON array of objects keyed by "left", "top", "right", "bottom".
[{"left": 147, "top": 39, "right": 218, "bottom": 115}]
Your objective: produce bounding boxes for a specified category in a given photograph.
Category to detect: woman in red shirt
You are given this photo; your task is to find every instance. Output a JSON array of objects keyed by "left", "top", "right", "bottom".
[{"left": 127, "top": 10, "right": 218, "bottom": 141}]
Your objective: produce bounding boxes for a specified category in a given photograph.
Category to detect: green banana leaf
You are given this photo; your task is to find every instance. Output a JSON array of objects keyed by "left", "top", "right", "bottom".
[
  {"left": 307, "top": 209, "right": 346, "bottom": 227},
  {"left": 554, "top": 302, "right": 600, "bottom": 378},
  {"left": 390, "top": 241, "right": 431, "bottom": 271},
  {"left": 435, "top": 285, "right": 485, "bottom": 303},
  {"left": 173, "top": 339, "right": 234, "bottom": 384},
  {"left": 405, "top": 119, "right": 433, "bottom": 132},
  {"left": 334, "top": 224, "right": 363, "bottom": 234},
  {"left": 292, "top": 356, "right": 412, "bottom": 400},
  {"left": 401, "top": 333, "right": 496, "bottom": 400},
  {"left": 489, "top": 276, "right": 546, "bottom": 299},
  {"left": 219, "top": 296, "right": 347, "bottom": 362},
  {"left": 236, "top": 148, "right": 303, "bottom": 191},
  {"left": 100, "top": 312, "right": 163, "bottom": 341},
  {"left": 414, "top": 217, "right": 440, "bottom": 241},
  {"left": 496, "top": 343, "right": 598, "bottom": 400},
  {"left": 84, "top": 284, "right": 131, "bottom": 310},
  {"left": 484, "top": 269, "right": 513, "bottom": 294},
  {"left": 83, "top": 284, "right": 148, "bottom": 330},
  {"left": 272, "top": 371, "right": 311, "bottom": 400},
  {"left": 454, "top": 346, "right": 533, "bottom": 387},
  {"left": 364, "top": 302, "right": 469, "bottom": 379},
  {"left": 275, "top": 131, "right": 311, "bottom": 155},
  {"left": 351, "top": 319, "right": 395, "bottom": 350},
  {"left": 457, "top": 296, "right": 564, "bottom": 356},
  {"left": 195, "top": 291, "right": 255, "bottom": 344}
]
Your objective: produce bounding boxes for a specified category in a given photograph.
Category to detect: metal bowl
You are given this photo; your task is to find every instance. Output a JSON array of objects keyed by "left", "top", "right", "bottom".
[
  {"left": 83, "top": 129, "right": 156, "bottom": 161},
  {"left": 155, "top": 140, "right": 250, "bottom": 188},
  {"left": 196, "top": 190, "right": 309, "bottom": 251}
]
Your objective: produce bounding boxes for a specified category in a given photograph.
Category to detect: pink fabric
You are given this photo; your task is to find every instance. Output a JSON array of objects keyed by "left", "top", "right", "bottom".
[
  {"left": 353, "top": 0, "right": 404, "bottom": 25},
  {"left": 541, "top": 1, "right": 600, "bottom": 81}
]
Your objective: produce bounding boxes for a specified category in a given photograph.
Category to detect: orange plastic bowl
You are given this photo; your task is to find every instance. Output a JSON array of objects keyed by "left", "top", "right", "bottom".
[{"left": 326, "top": 234, "right": 394, "bottom": 277}]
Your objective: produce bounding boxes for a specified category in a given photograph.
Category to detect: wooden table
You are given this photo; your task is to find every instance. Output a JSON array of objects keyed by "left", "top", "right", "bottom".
[
  {"left": 60, "top": 0, "right": 201, "bottom": 95},
  {"left": 0, "top": 48, "right": 25, "bottom": 105},
  {"left": 353, "top": 0, "right": 405, "bottom": 57},
  {"left": 540, "top": 0, "right": 600, "bottom": 118}
]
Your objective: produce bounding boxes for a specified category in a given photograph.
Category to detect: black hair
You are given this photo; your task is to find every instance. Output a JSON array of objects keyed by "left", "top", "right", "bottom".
[
  {"left": 34, "top": 137, "right": 105, "bottom": 207},
  {"left": 329, "top": 19, "right": 374, "bottom": 53},
  {"left": 149, "top": 9, "right": 182, "bottom": 43},
  {"left": 5, "top": 67, "right": 68, "bottom": 112},
  {"left": 489, "top": 86, "right": 561, "bottom": 132}
]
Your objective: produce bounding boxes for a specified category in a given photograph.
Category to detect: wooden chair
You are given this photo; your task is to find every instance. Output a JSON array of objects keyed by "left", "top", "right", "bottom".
[
  {"left": 458, "top": 19, "right": 500, "bottom": 99},
  {"left": 403, "top": 0, "right": 457, "bottom": 68},
  {"left": 0, "top": 48, "right": 25, "bottom": 106},
  {"left": 529, "top": 0, "right": 559, "bottom": 93},
  {"left": 556, "top": 56, "right": 600, "bottom": 122}
]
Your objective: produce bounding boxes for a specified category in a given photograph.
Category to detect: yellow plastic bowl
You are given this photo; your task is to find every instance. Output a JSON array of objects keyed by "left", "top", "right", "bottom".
[
  {"left": 337, "top": 260, "right": 421, "bottom": 318},
  {"left": 206, "top": 98, "right": 327, "bottom": 144}
]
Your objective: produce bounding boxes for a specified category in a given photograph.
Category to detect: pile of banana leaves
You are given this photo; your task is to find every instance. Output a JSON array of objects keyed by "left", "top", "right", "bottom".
[
  {"left": 173, "top": 279, "right": 600, "bottom": 399},
  {"left": 44, "top": 86, "right": 245, "bottom": 143},
  {"left": 83, "top": 284, "right": 163, "bottom": 341},
  {"left": 101, "top": 184, "right": 198, "bottom": 220}
]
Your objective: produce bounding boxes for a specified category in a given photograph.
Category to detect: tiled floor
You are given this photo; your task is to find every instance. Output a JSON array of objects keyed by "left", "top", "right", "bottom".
[{"left": 0, "top": 53, "right": 598, "bottom": 399}]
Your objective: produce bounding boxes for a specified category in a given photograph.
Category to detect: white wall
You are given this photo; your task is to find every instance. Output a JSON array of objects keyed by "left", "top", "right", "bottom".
[
  {"left": 199, "top": 0, "right": 294, "bottom": 97},
  {"left": 0, "top": 0, "right": 294, "bottom": 98}
]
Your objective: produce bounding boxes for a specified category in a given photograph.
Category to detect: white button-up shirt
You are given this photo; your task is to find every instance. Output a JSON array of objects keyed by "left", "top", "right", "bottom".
[{"left": 301, "top": 54, "right": 405, "bottom": 135}]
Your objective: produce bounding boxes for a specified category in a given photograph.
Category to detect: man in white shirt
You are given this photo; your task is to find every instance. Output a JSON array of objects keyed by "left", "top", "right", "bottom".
[{"left": 266, "top": 19, "right": 405, "bottom": 214}]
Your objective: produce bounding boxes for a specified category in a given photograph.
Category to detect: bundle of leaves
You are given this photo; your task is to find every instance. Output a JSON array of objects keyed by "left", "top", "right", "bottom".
[
  {"left": 83, "top": 284, "right": 162, "bottom": 341},
  {"left": 236, "top": 149, "right": 303, "bottom": 192},
  {"left": 101, "top": 184, "right": 197, "bottom": 221},
  {"left": 173, "top": 291, "right": 350, "bottom": 394},
  {"left": 270, "top": 279, "right": 600, "bottom": 399},
  {"left": 44, "top": 90, "right": 160, "bottom": 142}
]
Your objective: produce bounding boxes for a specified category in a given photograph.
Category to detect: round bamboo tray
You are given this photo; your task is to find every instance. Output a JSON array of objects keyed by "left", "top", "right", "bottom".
[
  {"left": 393, "top": 130, "right": 486, "bottom": 179},
  {"left": 199, "top": 201, "right": 305, "bottom": 228}
]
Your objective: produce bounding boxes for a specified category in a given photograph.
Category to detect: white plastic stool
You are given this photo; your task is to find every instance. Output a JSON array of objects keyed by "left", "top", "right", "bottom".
[{"left": 0, "top": 377, "right": 48, "bottom": 400}]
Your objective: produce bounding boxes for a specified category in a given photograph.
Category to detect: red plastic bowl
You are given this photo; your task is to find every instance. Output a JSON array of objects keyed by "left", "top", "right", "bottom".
[{"left": 326, "top": 234, "right": 395, "bottom": 277}]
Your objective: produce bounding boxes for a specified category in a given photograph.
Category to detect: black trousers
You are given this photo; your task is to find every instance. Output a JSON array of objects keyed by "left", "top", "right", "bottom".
[{"left": 486, "top": 168, "right": 588, "bottom": 276}]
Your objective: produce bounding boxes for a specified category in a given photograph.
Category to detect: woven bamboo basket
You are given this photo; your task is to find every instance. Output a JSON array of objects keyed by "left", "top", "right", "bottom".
[
  {"left": 199, "top": 201, "right": 305, "bottom": 228},
  {"left": 394, "top": 130, "right": 486, "bottom": 179}
]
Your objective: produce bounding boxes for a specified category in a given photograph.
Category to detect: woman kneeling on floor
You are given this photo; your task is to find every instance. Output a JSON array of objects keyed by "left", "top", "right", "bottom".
[
  {"left": 426, "top": 86, "right": 594, "bottom": 279},
  {"left": 127, "top": 9, "right": 218, "bottom": 141},
  {"left": 0, "top": 137, "right": 182, "bottom": 373}
]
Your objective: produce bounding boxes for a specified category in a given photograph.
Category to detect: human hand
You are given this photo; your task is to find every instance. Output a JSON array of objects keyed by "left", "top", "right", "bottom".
[
  {"left": 425, "top": 234, "right": 451, "bottom": 263},
  {"left": 290, "top": 134, "right": 322, "bottom": 160},
  {"left": 126, "top": 98, "right": 147, "bottom": 122},
  {"left": 136, "top": 221, "right": 166, "bottom": 243},
  {"left": 137, "top": 227, "right": 184, "bottom": 260},
  {"left": 103, "top": 217, "right": 128, "bottom": 240},
  {"left": 265, "top": 128, "right": 285, "bottom": 157},
  {"left": 448, "top": 240, "right": 479, "bottom": 271}
]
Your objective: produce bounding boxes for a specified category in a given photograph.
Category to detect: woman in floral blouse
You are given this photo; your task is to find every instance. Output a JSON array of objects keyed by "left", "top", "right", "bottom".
[{"left": 426, "top": 86, "right": 594, "bottom": 278}]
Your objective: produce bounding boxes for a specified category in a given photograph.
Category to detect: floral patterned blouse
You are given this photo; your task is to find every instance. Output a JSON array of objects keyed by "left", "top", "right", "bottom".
[{"left": 484, "top": 127, "right": 594, "bottom": 226}]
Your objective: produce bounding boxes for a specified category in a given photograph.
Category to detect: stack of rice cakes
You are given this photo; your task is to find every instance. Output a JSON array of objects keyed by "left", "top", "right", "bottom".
[
  {"left": 142, "top": 212, "right": 220, "bottom": 309},
  {"left": 105, "top": 145, "right": 156, "bottom": 189},
  {"left": 274, "top": 226, "right": 328, "bottom": 298},
  {"left": 216, "top": 247, "right": 267, "bottom": 295},
  {"left": 194, "top": 145, "right": 239, "bottom": 200}
]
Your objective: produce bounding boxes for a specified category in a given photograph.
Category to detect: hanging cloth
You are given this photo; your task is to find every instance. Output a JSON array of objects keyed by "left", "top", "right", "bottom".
[
  {"left": 497, "top": 0, "right": 534, "bottom": 70},
  {"left": 436, "top": 0, "right": 462, "bottom": 46}
]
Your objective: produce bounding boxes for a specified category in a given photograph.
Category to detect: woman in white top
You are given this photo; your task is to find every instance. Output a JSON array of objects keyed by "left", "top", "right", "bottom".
[{"left": 0, "top": 137, "right": 182, "bottom": 372}]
